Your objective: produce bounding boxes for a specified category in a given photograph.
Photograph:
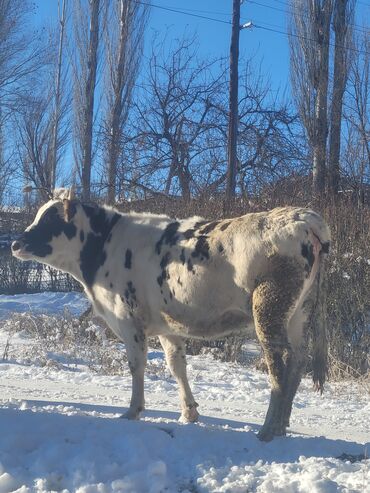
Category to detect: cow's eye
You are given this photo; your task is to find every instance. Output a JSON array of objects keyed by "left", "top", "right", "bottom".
[{"left": 41, "top": 207, "right": 58, "bottom": 224}]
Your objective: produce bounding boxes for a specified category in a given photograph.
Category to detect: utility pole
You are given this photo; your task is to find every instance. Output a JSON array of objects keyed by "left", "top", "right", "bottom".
[{"left": 226, "top": 0, "right": 241, "bottom": 208}]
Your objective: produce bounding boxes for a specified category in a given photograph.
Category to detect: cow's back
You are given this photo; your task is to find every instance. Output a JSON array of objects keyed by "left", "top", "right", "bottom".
[{"left": 128, "top": 206, "right": 329, "bottom": 340}]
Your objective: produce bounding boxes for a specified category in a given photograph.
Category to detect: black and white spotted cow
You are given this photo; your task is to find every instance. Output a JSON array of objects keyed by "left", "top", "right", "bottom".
[{"left": 12, "top": 191, "right": 330, "bottom": 441}]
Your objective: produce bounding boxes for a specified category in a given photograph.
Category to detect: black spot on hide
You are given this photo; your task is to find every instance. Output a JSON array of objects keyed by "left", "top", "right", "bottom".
[
  {"left": 124, "top": 281, "right": 137, "bottom": 310},
  {"left": 180, "top": 248, "right": 186, "bottom": 265},
  {"left": 155, "top": 222, "right": 180, "bottom": 254},
  {"left": 82, "top": 204, "right": 120, "bottom": 235},
  {"left": 187, "top": 258, "right": 194, "bottom": 272},
  {"left": 219, "top": 221, "right": 231, "bottom": 231},
  {"left": 127, "top": 281, "right": 136, "bottom": 296},
  {"left": 321, "top": 242, "right": 330, "bottom": 254},
  {"left": 160, "top": 252, "right": 171, "bottom": 270},
  {"left": 125, "top": 249, "right": 132, "bottom": 269},
  {"left": 257, "top": 218, "right": 265, "bottom": 231},
  {"left": 301, "top": 242, "right": 315, "bottom": 269},
  {"left": 23, "top": 206, "right": 77, "bottom": 258},
  {"left": 191, "top": 236, "right": 210, "bottom": 260},
  {"left": 218, "top": 243, "right": 224, "bottom": 253},
  {"left": 199, "top": 221, "right": 220, "bottom": 235},
  {"left": 157, "top": 252, "right": 171, "bottom": 287},
  {"left": 80, "top": 230, "right": 85, "bottom": 243},
  {"left": 79, "top": 205, "right": 121, "bottom": 287},
  {"left": 183, "top": 229, "right": 196, "bottom": 239},
  {"left": 194, "top": 220, "right": 207, "bottom": 229}
]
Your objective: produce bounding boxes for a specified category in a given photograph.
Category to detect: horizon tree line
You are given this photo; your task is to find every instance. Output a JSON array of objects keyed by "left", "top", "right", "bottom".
[{"left": 0, "top": 0, "right": 368, "bottom": 207}]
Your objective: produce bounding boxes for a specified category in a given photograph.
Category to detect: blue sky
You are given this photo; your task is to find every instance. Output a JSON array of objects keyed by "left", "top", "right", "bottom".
[
  {"left": 147, "top": 0, "right": 289, "bottom": 90},
  {"left": 33, "top": 1, "right": 290, "bottom": 93},
  {"left": 33, "top": 0, "right": 369, "bottom": 96}
]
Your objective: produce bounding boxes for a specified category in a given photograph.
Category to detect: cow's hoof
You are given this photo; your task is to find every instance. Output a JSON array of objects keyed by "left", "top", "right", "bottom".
[
  {"left": 121, "top": 407, "right": 143, "bottom": 420},
  {"left": 257, "top": 424, "right": 286, "bottom": 442},
  {"left": 257, "top": 428, "right": 274, "bottom": 442},
  {"left": 179, "top": 406, "right": 199, "bottom": 423}
]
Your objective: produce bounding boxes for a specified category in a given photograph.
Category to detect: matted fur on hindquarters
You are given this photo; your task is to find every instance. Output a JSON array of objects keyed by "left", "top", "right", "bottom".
[{"left": 252, "top": 255, "right": 307, "bottom": 440}]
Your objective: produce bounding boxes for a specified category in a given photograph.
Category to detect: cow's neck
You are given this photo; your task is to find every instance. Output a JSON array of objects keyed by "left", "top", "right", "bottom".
[{"left": 73, "top": 203, "right": 121, "bottom": 291}]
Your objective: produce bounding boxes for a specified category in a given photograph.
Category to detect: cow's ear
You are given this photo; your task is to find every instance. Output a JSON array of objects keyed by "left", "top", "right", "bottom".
[
  {"left": 68, "top": 186, "right": 75, "bottom": 201},
  {"left": 63, "top": 199, "right": 76, "bottom": 222}
]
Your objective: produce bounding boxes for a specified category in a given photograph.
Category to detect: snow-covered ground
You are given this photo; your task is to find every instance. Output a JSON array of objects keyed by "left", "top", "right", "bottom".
[
  {"left": 0, "top": 293, "right": 369, "bottom": 493},
  {"left": 0, "top": 292, "right": 89, "bottom": 319}
]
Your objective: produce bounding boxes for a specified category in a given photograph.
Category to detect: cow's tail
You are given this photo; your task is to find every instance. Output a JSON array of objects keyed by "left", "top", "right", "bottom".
[
  {"left": 308, "top": 215, "right": 330, "bottom": 393},
  {"left": 311, "top": 261, "right": 328, "bottom": 393}
]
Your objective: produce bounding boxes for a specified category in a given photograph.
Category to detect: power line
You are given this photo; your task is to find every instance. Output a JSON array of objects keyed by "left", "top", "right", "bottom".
[
  {"left": 163, "top": 6, "right": 231, "bottom": 17},
  {"left": 271, "top": 0, "right": 370, "bottom": 13},
  {"left": 133, "top": 0, "right": 231, "bottom": 25},
  {"left": 132, "top": 0, "right": 370, "bottom": 56},
  {"left": 137, "top": 0, "right": 369, "bottom": 35},
  {"left": 248, "top": 0, "right": 369, "bottom": 34},
  {"left": 254, "top": 22, "right": 370, "bottom": 55}
]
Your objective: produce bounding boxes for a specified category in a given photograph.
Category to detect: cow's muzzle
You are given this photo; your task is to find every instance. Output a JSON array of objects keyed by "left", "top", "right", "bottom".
[
  {"left": 11, "top": 240, "right": 22, "bottom": 252},
  {"left": 11, "top": 239, "right": 31, "bottom": 260}
]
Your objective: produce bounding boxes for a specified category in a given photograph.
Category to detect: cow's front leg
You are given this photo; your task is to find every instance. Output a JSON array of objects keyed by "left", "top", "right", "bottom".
[
  {"left": 121, "top": 326, "right": 148, "bottom": 420},
  {"left": 159, "top": 335, "right": 199, "bottom": 423}
]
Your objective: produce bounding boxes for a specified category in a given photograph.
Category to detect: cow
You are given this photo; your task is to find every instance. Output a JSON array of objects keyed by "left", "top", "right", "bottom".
[{"left": 12, "top": 190, "right": 330, "bottom": 441}]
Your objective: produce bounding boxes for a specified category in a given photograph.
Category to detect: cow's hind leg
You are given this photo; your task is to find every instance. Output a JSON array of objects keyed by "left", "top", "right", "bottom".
[
  {"left": 252, "top": 256, "right": 305, "bottom": 441},
  {"left": 159, "top": 335, "right": 199, "bottom": 423},
  {"left": 121, "top": 326, "right": 148, "bottom": 420},
  {"left": 283, "top": 301, "right": 314, "bottom": 429}
]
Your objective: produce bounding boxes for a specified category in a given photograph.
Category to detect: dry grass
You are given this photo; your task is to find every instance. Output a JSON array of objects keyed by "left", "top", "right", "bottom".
[{"left": 0, "top": 312, "right": 167, "bottom": 379}]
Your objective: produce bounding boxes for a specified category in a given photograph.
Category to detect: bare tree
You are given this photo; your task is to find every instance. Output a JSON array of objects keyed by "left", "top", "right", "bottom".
[
  {"left": 0, "top": 0, "right": 43, "bottom": 113},
  {"left": 102, "top": 0, "right": 149, "bottom": 204},
  {"left": 342, "top": 30, "right": 370, "bottom": 202},
  {"left": 328, "top": 0, "right": 355, "bottom": 195},
  {"left": 15, "top": 95, "right": 54, "bottom": 201},
  {"left": 73, "top": 0, "right": 102, "bottom": 201},
  {"left": 0, "top": 0, "right": 46, "bottom": 203},
  {"left": 122, "top": 40, "right": 304, "bottom": 202},
  {"left": 289, "top": 0, "right": 333, "bottom": 196},
  {"left": 127, "top": 34, "right": 225, "bottom": 200},
  {"left": 14, "top": 83, "right": 70, "bottom": 201},
  {"left": 0, "top": 107, "right": 17, "bottom": 204},
  {"left": 234, "top": 61, "right": 307, "bottom": 197}
]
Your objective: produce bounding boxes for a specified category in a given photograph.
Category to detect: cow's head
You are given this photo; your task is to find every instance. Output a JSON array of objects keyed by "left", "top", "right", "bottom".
[{"left": 12, "top": 191, "right": 79, "bottom": 268}]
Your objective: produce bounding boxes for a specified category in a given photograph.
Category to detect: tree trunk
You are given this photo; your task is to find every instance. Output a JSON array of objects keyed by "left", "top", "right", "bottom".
[
  {"left": 105, "top": 0, "right": 148, "bottom": 204},
  {"left": 50, "top": 0, "right": 67, "bottom": 192},
  {"left": 107, "top": 0, "right": 130, "bottom": 204},
  {"left": 177, "top": 162, "right": 191, "bottom": 201},
  {"left": 312, "top": 1, "right": 332, "bottom": 197},
  {"left": 328, "top": 0, "right": 350, "bottom": 196},
  {"left": 81, "top": 0, "right": 100, "bottom": 202}
]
